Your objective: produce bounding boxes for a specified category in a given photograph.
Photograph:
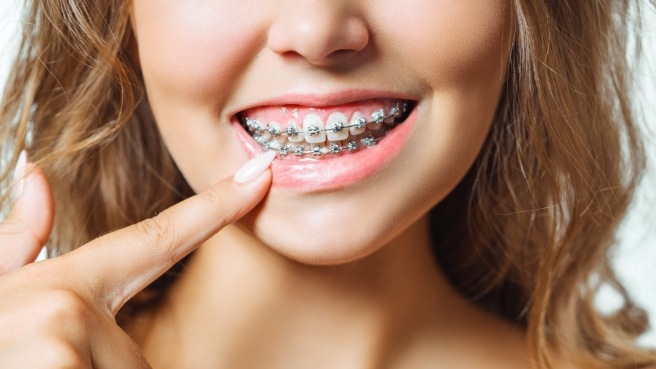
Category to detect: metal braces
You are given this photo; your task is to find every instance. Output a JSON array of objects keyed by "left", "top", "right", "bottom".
[
  {"left": 242, "top": 101, "right": 411, "bottom": 158},
  {"left": 262, "top": 135, "right": 385, "bottom": 158},
  {"left": 244, "top": 102, "right": 409, "bottom": 138}
]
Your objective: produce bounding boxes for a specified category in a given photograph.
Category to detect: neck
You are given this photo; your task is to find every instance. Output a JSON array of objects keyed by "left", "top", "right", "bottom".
[{"left": 132, "top": 216, "right": 512, "bottom": 368}]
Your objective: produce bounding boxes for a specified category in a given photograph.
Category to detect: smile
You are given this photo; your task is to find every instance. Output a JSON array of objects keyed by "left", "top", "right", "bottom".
[
  {"left": 232, "top": 95, "right": 419, "bottom": 191},
  {"left": 237, "top": 99, "right": 415, "bottom": 159}
]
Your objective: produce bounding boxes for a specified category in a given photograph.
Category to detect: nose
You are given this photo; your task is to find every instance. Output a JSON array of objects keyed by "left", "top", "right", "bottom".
[{"left": 266, "top": 1, "right": 370, "bottom": 66}]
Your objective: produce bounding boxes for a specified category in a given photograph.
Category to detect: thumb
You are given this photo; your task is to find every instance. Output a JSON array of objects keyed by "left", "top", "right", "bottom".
[{"left": 0, "top": 154, "right": 55, "bottom": 274}]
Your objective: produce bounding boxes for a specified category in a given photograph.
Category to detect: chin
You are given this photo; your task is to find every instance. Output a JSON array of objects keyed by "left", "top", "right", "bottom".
[
  {"left": 257, "top": 231, "right": 384, "bottom": 266},
  {"left": 239, "top": 172, "right": 446, "bottom": 266},
  {"left": 238, "top": 189, "right": 406, "bottom": 265}
]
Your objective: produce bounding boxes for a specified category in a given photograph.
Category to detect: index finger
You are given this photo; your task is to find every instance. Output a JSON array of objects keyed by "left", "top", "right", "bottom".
[{"left": 59, "top": 163, "right": 272, "bottom": 315}]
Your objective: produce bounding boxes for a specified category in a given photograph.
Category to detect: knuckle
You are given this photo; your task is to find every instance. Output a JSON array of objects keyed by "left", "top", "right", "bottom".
[
  {"left": 201, "top": 185, "right": 236, "bottom": 226},
  {"left": 202, "top": 184, "right": 229, "bottom": 208},
  {"left": 133, "top": 214, "right": 179, "bottom": 265},
  {"left": 40, "top": 341, "right": 89, "bottom": 369},
  {"left": 36, "top": 290, "right": 95, "bottom": 329},
  {"left": 134, "top": 214, "right": 177, "bottom": 248}
]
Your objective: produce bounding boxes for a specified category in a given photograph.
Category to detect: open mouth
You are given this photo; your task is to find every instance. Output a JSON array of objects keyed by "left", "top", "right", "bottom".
[{"left": 236, "top": 99, "right": 415, "bottom": 159}]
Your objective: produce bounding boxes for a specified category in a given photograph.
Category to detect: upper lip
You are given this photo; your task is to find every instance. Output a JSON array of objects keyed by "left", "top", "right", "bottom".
[{"left": 227, "top": 89, "right": 418, "bottom": 119}]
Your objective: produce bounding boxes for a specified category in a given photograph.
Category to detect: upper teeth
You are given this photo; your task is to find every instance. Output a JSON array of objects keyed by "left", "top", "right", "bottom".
[
  {"left": 326, "top": 112, "right": 349, "bottom": 141},
  {"left": 303, "top": 113, "right": 326, "bottom": 144}
]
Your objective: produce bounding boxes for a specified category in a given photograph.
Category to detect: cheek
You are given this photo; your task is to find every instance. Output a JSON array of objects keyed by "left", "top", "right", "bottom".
[
  {"left": 379, "top": 0, "right": 512, "bottom": 85},
  {"left": 129, "top": 1, "right": 269, "bottom": 191},
  {"left": 132, "top": 1, "right": 264, "bottom": 104}
]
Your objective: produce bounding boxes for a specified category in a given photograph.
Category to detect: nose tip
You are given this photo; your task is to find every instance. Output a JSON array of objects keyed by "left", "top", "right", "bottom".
[{"left": 266, "top": 3, "right": 370, "bottom": 66}]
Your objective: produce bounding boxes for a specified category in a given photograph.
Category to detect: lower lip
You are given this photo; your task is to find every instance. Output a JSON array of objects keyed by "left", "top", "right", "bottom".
[{"left": 232, "top": 107, "right": 418, "bottom": 191}]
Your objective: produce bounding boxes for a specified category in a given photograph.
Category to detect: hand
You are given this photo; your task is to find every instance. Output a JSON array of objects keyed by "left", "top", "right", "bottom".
[{"left": 0, "top": 153, "right": 273, "bottom": 368}]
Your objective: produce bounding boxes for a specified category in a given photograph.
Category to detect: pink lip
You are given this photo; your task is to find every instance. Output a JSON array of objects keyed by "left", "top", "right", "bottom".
[
  {"left": 227, "top": 89, "right": 416, "bottom": 117},
  {"left": 232, "top": 92, "right": 418, "bottom": 192}
]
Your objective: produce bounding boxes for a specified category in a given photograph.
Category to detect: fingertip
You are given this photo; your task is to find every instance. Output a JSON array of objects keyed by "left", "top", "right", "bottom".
[
  {"left": 13, "top": 163, "right": 55, "bottom": 246},
  {"left": 0, "top": 163, "right": 55, "bottom": 272},
  {"left": 220, "top": 166, "right": 272, "bottom": 215},
  {"left": 236, "top": 165, "right": 273, "bottom": 200},
  {"left": 10, "top": 150, "right": 27, "bottom": 200},
  {"left": 233, "top": 151, "right": 276, "bottom": 184}
]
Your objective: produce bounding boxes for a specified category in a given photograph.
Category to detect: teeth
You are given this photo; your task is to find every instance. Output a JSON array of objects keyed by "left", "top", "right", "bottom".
[
  {"left": 368, "top": 109, "right": 384, "bottom": 130},
  {"left": 326, "top": 112, "right": 349, "bottom": 141},
  {"left": 349, "top": 112, "right": 367, "bottom": 135},
  {"left": 372, "top": 109, "right": 385, "bottom": 124},
  {"left": 286, "top": 119, "right": 304, "bottom": 142},
  {"left": 384, "top": 108, "right": 396, "bottom": 124},
  {"left": 268, "top": 141, "right": 282, "bottom": 150},
  {"left": 254, "top": 134, "right": 268, "bottom": 144},
  {"left": 303, "top": 113, "right": 326, "bottom": 144},
  {"left": 242, "top": 100, "right": 413, "bottom": 158},
  {"left": 246, "top": 118, "right": 264, "bottom": 134},
  {"left": 361, "top": 135, "right": 376, "bottom": 148},
  {"left": 267, "top": 121, "right": 282, "bottom": 137},
  {"left": 311, "top": 145, "right": 323, "bottom": 156}
]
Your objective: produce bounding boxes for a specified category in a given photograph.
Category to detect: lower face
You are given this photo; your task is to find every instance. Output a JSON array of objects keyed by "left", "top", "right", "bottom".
[{"left": 130, "top": 0, "right": 513, "bottom": 264}]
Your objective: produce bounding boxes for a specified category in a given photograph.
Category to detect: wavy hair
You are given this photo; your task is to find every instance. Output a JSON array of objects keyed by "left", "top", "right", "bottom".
[{"left": 0, "top": 0, "right": 654, "bottom": 367}]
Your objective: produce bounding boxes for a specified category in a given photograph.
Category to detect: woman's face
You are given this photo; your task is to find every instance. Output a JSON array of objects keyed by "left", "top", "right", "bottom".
[{"left": 130, "top": 0, "right": 513, "bottom": 264}]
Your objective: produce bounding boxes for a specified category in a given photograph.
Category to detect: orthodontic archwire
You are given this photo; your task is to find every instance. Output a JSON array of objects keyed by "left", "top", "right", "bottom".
[{"left": 244, "top": 103, "right": 409, "bottom": 157}]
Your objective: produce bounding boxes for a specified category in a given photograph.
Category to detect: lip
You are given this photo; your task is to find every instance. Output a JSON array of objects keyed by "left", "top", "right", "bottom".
[
  {"left": 230, "top": 91, "right": 419, "bottom": 192},
  {"left": 226, "top": 89, "right": 417, "bottom": 118}
]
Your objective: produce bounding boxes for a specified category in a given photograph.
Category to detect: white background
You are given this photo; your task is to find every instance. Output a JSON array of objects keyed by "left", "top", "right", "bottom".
[{"left": 1, "top": 0, "right": 655, "bottom": 346}]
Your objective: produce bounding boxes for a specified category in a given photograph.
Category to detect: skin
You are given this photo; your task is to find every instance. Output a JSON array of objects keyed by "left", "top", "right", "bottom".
[
  {"left": 132, "top": 0, "right": 513, "bottom": 265},
  {"left": 0, "top": 0, "right": 530, "bottom": 368}
]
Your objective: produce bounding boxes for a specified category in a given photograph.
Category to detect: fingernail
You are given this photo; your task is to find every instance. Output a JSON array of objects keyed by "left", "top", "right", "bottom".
[
  {"left": 12, "top": 150, "right": 27, "bottom": 200},
  {"left": 233, "top": 151, "right": 276, "bottom": 184}
]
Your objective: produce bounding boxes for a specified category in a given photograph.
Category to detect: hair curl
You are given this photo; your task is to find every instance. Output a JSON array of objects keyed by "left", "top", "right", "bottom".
[{"left": 1, "top": 0, "right": 654, "bottom": 367}]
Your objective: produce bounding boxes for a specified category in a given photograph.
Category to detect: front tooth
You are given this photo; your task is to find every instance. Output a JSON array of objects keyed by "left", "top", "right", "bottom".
[
  {"left": 326, "top": 112, "right": 349, "bottom": 141},
  {"left": 286, "top": 119, "right": 303, "bottom": 142},
  {"left": 349, "top": 112, "right": 366, "bottom": 135},
  {"left": 303, "top": 113, "right": 326, "bottom": 144}
]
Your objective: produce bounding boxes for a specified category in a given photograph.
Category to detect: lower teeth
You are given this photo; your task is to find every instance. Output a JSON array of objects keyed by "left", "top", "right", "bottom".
[
  {"left": 243, "top": 102, "right": 412, "bottom": 158},
  {"left": 268, "top": 134, "right": 384, "bottom": 158}
]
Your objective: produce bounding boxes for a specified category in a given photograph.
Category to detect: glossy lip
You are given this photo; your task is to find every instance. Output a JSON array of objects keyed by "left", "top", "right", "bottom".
[{"left": 230, "top": 91, "right": 419, "bottom": 192}]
